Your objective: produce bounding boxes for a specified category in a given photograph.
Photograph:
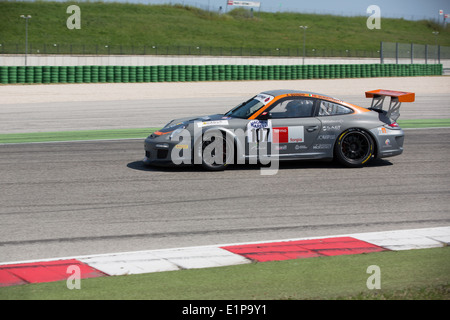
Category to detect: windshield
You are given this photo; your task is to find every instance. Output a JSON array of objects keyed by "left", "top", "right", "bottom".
[{"left": 224, "top": 94, "right": 274, "bottom": 119}]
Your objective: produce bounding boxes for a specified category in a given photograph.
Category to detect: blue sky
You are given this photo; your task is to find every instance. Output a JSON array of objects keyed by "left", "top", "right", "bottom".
[
  {"left": 34, "top": 0, "right": 450, "bottom": 20},
  {"left": 123, "top": 0, "right": 450, "bottom": 20}
]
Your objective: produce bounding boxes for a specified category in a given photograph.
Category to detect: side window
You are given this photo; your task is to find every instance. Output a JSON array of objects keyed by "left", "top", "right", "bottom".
[
  {"left": 268, "top": 98, "right": 314, "bottom": 118},
  {"left": 318, "top": 100, "right": 353, "bottom": 116}
]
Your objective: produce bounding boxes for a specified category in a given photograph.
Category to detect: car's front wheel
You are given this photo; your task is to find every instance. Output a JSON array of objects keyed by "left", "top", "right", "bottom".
[
  {"left": 197, "top": 130, "right": 233, "bottom": 171},
  {"left": 334, "top": 128, "right": 374, "bottom": 168}
]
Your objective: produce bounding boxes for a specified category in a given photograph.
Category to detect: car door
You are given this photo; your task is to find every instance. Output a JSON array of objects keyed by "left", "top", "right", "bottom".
[{"left": 253, "top": 96, "right": 322, "bottom": 157}]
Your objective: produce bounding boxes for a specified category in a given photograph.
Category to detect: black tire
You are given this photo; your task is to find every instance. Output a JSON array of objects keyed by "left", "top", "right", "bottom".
[
  {"left": 198, "top": 130, "right": 233, "bottom": 171},
  {"left": 334, "top": 129, "right": 374, "bottom": 168}
]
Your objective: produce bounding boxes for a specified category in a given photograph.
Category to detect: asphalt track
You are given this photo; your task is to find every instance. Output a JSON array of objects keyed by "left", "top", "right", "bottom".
[
  {"left": 1, "top": 128, "right": 449, "bottom": 263},
  {"left": 1, "top": 77, "right": 449, "bottom": 264}
]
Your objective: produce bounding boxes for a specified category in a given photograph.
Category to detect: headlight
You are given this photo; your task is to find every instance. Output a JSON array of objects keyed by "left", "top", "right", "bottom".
[
  {"left": 153, "top": 122, "right": 187, "bottom": 139},
  {"left": 169, "top": 126, "right": 187, "bottom": 140}
]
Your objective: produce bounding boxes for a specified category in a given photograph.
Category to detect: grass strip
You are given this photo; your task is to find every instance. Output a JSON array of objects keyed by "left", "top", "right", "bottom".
[
  {"left": 0, "top": 119, "right": 449, "bottom": 144},
  {"left": 0, "top": 128, "right": 159, "bottom": 144},
  {"left": 1, "top": 247, "right": 449, "bottom": 300},
  {"left": 397, "top": 118, "right": 450, "bottom": 129}
]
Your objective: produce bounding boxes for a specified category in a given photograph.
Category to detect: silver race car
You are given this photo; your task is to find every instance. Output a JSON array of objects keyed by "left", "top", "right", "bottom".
[{"left": 144, "top": 89, "right": 415, "bottom": 170}]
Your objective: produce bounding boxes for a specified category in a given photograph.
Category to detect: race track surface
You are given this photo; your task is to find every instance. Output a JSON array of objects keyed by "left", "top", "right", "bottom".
[
  {"left": 1, "top": 128, "right": 449, "bottom": 263},
  {"left": 1, "top": 77, "right": 450, "bottom": 133}
]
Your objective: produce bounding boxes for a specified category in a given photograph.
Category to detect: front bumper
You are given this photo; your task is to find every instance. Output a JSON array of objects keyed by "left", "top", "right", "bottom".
[{"left": 143, "top": 136, "right": 192, "bottom": 166}]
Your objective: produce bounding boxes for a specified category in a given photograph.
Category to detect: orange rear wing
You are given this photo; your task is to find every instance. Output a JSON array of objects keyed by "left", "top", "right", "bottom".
[
  {"left": 365, "top": 89, "right": 415, "bottom": 121},
  {"left": 365, "top": 89, "right": 415, "bottom": 102}
]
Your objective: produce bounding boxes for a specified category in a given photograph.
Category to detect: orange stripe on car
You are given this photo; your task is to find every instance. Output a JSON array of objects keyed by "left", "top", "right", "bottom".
[
  {"left": 153, "top": 130, "right": 173, "bottom": 136},
  {"left": 248, "top": 93, "right": 369, "bottom": 119},
  {"left": 248, "top": 94, "right": 289, "bottom": 119}
]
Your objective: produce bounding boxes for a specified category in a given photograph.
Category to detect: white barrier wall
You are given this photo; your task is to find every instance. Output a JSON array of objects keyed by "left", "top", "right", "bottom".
[{"left": 0, "top": 54, "right": 387, "bottom": 66}]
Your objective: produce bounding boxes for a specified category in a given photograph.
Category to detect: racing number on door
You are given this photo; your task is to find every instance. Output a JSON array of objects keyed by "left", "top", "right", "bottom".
[{"left": 249, "top": 128, "right": 270, "bottom": 143}]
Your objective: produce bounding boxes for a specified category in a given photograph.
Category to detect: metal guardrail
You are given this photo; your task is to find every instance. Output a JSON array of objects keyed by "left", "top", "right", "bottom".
[
  {"left": 2, "top": 42, "right": 447, "bottom": 65},
  {"left": 0, "top": 43, "right": 380, "bottom": 58},
  {"left": 380, "top": 42, "right": 449, "bottom": 64}
]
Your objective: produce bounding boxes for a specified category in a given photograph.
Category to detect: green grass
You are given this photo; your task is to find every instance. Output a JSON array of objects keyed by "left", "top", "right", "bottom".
[
  {"left": 1, "top": 1, "right": 449, "bottom": 54},
  {"left": 0, "top": 119, "right": 448, "bottom": 144},
  {"left": 1, "top": 247, "right": 449, "bottom": 300},
  {"left": 0, "top": 128, "right": 159, "bottom": 144},
  {"left": 397, "top": 119, "right": 450, "bottom": 129}
]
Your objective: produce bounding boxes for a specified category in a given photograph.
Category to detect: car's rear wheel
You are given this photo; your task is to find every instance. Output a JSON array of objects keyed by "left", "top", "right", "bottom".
[{"left": 335, "top": 129, "right": 374, "bottom": 168}]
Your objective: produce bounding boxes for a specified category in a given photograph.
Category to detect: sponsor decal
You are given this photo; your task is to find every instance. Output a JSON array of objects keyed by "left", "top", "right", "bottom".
[
  {"left": 295, "top": 144, "right": 308, "bottom": 150},
  {"left": 197, "top": 120, "right": 229, "bottom": 127},
  {"left": 318, "top": 134, "right": 336, "bottom": 140},
  {"left": 273, "top": 126, "right": 304, "bottom": 144},
  {"left": 249, "top": 120, "right": 270, "bottom": 129},
  {"left": 378, "top": 127, "right": 394, "bottom": 135},
  {"left": 250, "top": 143, "right": 267, "bottom": 152},
  {"left": 273, "top": 127, "right": 288, "bottom": 143},
  {"left": 275, "top": 145, "right": 287, "bottom": 151},
  {"left": 313, "top": 144, "right": 332, "bottom": 150},
  {"left": 322, "top": 125, "right": 341, "bottom": 132},
  {"left": 320, "top": 119, "right": 344, "bottom": 124},
  {"left": 175, "top": 144, "right": 189, "bottom": 149},
  {"left": 286, "top": 93, "right": 344, "bottom": 104},
  {"left": 247, "top": 120, "right": 272, "bottom": 143},
  {"left": 254, "top": 94, "right": 274, "bottom": 105}
]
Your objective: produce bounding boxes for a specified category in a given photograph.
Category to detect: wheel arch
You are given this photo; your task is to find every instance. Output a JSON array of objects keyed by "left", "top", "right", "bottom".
[
  {"left": 333, "top": 127, "right": 378, "bottom": 167},
  {"left": 192, "top": 126, "right": 242, "bottom": 168},
  {"left": 333, "top": 127, "right": 378, "bottom": 156}
]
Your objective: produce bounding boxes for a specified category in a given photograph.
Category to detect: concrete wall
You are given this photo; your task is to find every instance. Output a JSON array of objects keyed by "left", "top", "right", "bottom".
[{"left": 2, "top": 54, "right": 448, "bottom": 67}]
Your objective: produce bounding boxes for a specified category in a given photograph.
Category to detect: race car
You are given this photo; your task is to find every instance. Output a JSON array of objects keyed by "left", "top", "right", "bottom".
[{"left": 143, "top": 89, "right": 415, "bottom": 170}]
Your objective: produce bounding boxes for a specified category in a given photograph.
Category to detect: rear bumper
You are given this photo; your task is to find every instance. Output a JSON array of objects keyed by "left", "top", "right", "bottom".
[
  {"left": 371, "top": 127, "right": 405, "bottom": 158},
  {"left": 377, "top": 146, "right": 403, "bottom": 158}
]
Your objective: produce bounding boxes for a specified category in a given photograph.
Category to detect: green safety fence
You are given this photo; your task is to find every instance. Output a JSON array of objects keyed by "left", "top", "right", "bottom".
[{"left": 0, "top": 64, "right": 443, "bottom": 84}]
